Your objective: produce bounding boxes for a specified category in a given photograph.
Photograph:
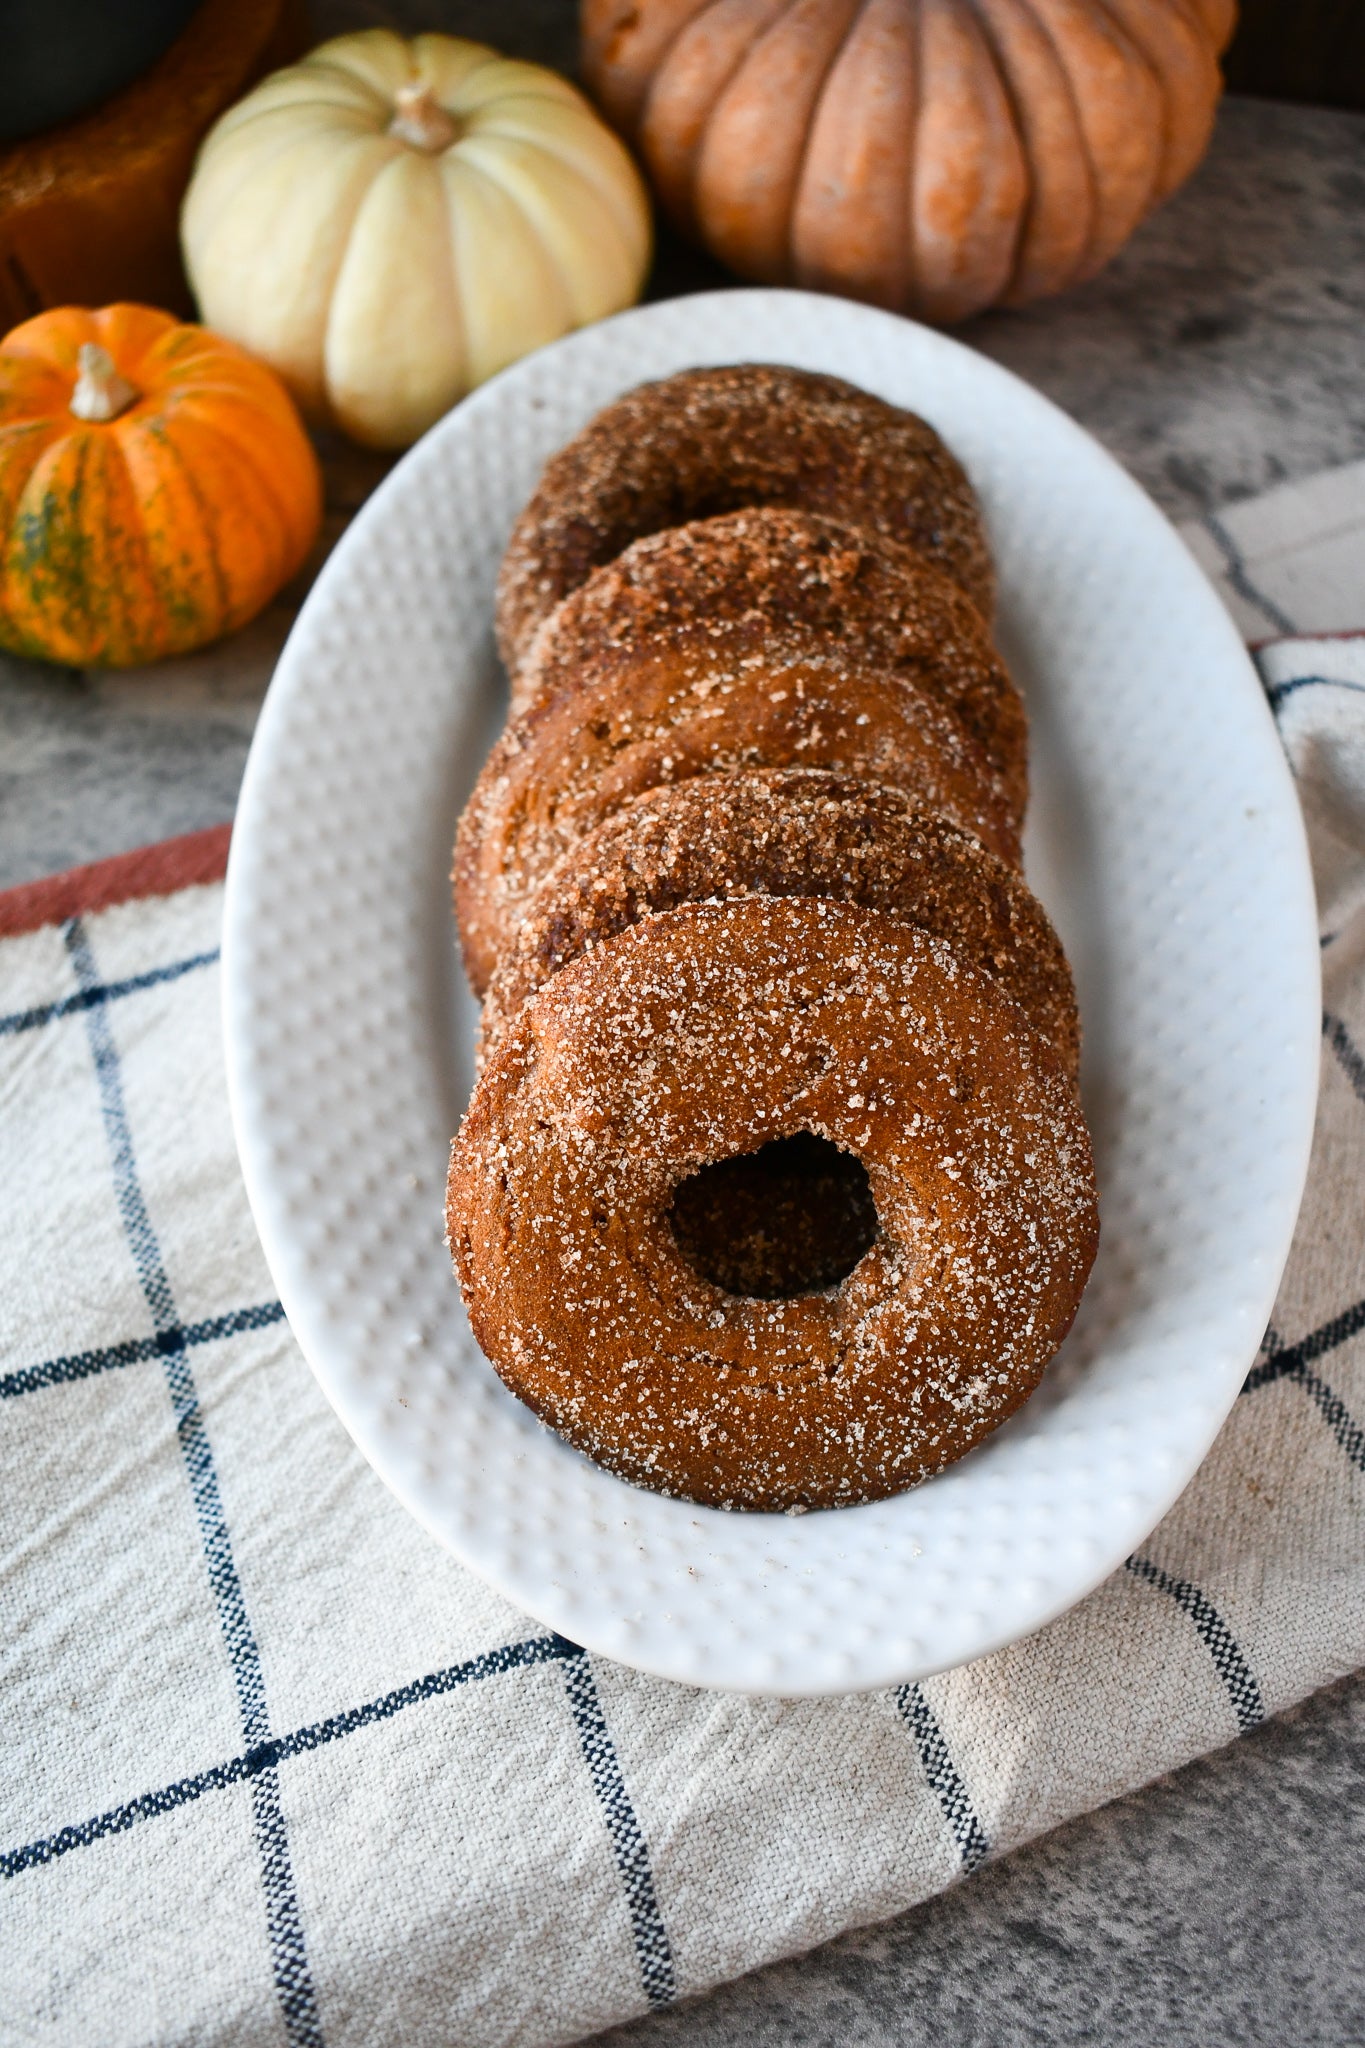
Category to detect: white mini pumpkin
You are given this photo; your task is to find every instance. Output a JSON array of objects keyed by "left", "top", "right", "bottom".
[{"left": 182, "top": 30, "right": 652, "bottom": 449}]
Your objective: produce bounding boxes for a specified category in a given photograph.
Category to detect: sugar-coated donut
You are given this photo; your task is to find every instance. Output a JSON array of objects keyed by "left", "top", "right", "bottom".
[
  {"left": 495, "top": 364, "right": 994, "bottom": 670},
  {"left": 448, "top": 898, "right": 1099, "bottom": 1512},
  {"left": 479, "top": 769, "right": 1079, "bottom": 1081},
  {"left": 511, "top": 507, "right": 1026, "bottom": 798},
  {"left": 454, "top": 635, "right": 1019, "bottom": 996}
]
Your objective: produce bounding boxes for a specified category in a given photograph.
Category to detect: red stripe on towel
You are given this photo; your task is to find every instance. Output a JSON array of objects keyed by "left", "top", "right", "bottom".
[{"left": 0, "top": 824, "right": 232, "bottom": 940}]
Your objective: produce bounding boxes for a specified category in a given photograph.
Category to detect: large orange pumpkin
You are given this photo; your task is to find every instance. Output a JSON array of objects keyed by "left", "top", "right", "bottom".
[
  {"left": 583, "top": 0, "right": 1237, "bottom": 322},
  {"left": 0, "top": 303, "right": 321, "bottom": 667}
]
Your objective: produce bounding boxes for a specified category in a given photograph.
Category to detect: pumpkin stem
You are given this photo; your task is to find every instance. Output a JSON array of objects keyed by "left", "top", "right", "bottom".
[
  {"left": 388, "top": 79, "right": 459, "bottom": 152},
  {"left": 70, "top": 344, "right": 139, "bottom": 423}
]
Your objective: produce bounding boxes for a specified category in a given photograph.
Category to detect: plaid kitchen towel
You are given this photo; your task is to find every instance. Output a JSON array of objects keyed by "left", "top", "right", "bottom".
[{"left": 2, "top": 471, "right": 1364, "bottom": 2048}]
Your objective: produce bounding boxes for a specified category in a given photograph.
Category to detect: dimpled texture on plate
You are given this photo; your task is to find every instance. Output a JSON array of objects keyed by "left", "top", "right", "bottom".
[{"left": 223, "top": 292, "right": 1319, "bottom": 1696}]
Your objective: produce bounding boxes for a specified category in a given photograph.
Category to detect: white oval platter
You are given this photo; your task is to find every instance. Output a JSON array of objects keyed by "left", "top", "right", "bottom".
[{"left": 223, "top": 289, "right": 1319, "bottom": 1697}]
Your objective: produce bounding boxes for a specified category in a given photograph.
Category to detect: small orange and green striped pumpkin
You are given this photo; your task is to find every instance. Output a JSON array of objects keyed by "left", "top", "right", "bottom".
[{"left": 0, "top": 303, "right": 322, "bottom": 667}]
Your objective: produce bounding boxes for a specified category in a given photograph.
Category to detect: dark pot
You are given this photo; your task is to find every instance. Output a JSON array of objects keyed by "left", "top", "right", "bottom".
[{"left": 0, "top": 0, "right": 202, "bottom": 143}]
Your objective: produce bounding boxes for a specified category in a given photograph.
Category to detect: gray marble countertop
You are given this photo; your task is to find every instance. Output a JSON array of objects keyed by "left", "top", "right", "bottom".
[{"left": 3, "top": 44, "right": 1364, "bottom": 2047}]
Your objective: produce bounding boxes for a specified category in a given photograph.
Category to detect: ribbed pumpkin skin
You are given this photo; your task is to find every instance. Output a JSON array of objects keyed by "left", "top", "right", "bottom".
[
  {"left": 0, "top": 304, "right": 321, "bottom": 668},
  {"left": 582, "top": 0, "right": 1236, "bottom": 322},
  {"left": 182, "top": 31, "right": 652, "bottom": 451}
]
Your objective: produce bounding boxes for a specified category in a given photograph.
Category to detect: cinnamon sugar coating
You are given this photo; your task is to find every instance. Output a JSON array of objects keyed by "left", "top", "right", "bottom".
[
  {"left": 495, "top": 364, "right": 994, "bottom": 671},
  {"left": 447, "top": 899, "right": 1098, "bottom": 1512},
  {"left": 480, "top": 770, "right": 1078, "bottom": 1081},
  {"left": 454, "top": 638, "right": 1020, "bottom": 997},
  {"left": 512, "top": 507, "right": 1026, "bottom": 801},
  {"left": 448, "top": 365, "right": 1097, "bottom": 1513}
]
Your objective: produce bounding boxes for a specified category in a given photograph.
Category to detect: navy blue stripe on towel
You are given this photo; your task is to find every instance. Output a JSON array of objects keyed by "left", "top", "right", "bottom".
[
  {"left": 63, "top": 917, "right": 323, "bottom": 2048},
  {"left": 3, "top": 1637, "right": 579, "bottom": 1880},
  {"left": 1125, "top": 1556, "right": 1265, "bottom": 1731},
  {"left": 1204, "top": 513, "right": 1296, "bottom": 637},
  {"left": 1, "top": 1301, "right": 287, "bottom": 1401},
  {"left": 895, "top": 1683, "right": 990, "bottom": 1874},
  {"left": 558, "top": 1644, "right": 677, "bottom": 2008},
  {"left": 1245, "top": 1325, "right": 1365, "bottom": 1476},
  {"left": 1264, "top": 673, "right": 1365, "bottom": 713},
  {"left": 1247, "top": 1299, "right": 1365, "bottom": 1391},
  {"left": 1324, "top": 1014, "right": 1365, "bottom": 1105},
  {"left": 0, "top": 947, "right": 219, "bottom": 1038}
]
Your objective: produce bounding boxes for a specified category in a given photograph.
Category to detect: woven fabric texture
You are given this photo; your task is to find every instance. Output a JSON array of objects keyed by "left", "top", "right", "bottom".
[{"left": 2, "top": 471, "right": 1363, "bottom": 2047}]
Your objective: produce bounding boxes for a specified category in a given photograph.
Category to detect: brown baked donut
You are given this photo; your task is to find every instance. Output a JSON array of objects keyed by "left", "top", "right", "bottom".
[
  {"left": 479, "top": 769, "right": 1079, "bottom": 1082},
  {"left": 448, "top": 898, "right": 1098, "bottom": 1512},
  {"left": 511, "top": 507, "right": 1026, "bottom": 798},
  {"left": 454, "top": 637, "right": 1020, "bottom": 996},
  {"left": 495, "top": 364, "right": 994, "bottom": 670}
]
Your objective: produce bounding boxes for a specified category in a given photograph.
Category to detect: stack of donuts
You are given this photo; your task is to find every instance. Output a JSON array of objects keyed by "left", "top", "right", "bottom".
[{"left": 447, "top": 365, "right": 1098, "bottom": 1513}]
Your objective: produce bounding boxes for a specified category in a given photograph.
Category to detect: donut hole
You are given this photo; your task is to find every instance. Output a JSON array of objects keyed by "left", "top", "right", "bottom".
[{"left": 668, "top": 1132, "right": 878, "bottom": 1300}]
